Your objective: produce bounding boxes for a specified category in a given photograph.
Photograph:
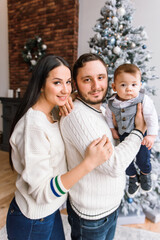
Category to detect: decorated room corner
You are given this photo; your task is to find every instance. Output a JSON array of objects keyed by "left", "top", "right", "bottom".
[{"left": 88, "top": 0, "right": 160, "bottom": 225}]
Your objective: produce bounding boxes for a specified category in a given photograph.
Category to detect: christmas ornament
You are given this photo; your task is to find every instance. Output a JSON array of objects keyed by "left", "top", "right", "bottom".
[
  {"left": 108, "top": 50, "right": 112, "bottom": 57},
  {"left": 113, "top": 46, "right": 121, "bottom": 55},
  {"left": 127, "top": 197, "right": 133, "bottom": 203},
  {"left": 117, "top": 7, "right": 126, "bottom": 17},
  {"left": 112, "top": 16, "right": 118, "bottom": 25},
  {"left": 142, "top": 44, "right": 147, "bottom": 49},
  {"left": 119, "top": 24, "right": 123, "bottom": 30},
  {"left": 42, "top": 44, "right": 47, "bottom": 50},
  {"left": 22, "top": 36, "right": 47, "bottom": 71},
  {"left": 116, "top": 33, "right": 121, "bottom": 39},
  {"left": 110, "top": 36, "right": 116, "bottom": 45},
  {"left": 30, "top": 59, "right": 37, "bottom": 66},
  {"left": 131, "top": 42, "right": 136, "bottom": 48},
  {"left": 91, "top": 48, "right": 98, "bottom": 54},
  {"left": 125, "top": 60, "right": 131, "bottom": 64}
]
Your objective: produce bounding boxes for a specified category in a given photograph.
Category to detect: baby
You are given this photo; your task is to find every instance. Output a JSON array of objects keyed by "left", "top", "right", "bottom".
[{"left": 105, "top": 63, "right": 159, "bottom": 198}]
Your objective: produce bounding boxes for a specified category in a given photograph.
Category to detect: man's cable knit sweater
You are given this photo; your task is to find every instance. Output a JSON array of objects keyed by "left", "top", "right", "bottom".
[
  {"left": 60, "top": 99, "right": 143, "bottom": 220},
  {"left": 10, "top": 108, "right": 68, "bottom": 219}
]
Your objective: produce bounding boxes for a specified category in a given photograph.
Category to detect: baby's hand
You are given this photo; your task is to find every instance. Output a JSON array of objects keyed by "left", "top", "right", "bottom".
[
  {"left": 111, "top": 128, "right": 119, "bottom": 140},
  {"left": 141, "top": 135, "right": 156, "bottom": 150}
]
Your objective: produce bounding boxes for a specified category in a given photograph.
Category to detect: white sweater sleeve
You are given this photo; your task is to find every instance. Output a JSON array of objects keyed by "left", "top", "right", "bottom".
[
  {"left": 143, "top": 95, "right": 159, "bottom": 135},
  {"left": 60, "top": 105, "right": 143, "bottom": 177},
  {"left": 16, "top": 124, "right": 68, "bottom": 204}
]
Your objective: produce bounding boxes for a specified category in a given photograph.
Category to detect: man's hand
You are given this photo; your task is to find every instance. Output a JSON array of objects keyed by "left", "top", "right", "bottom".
[
  {"left": 112, "top": 113, "right": 118, "bottom": 129},
  {"left": 141, "top": 135, "right": 156, "bottom": 150},
  {"left": 111, "top": 128, "right": 119, "bottom": 140},
  {"left": 135, "top": 103, "right": 146, "bottom": 134}
]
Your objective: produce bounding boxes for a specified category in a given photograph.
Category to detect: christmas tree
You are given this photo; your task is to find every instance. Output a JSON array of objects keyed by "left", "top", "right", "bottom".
[
  {"left": 89, "top": 0, "right": 160, "bottom": 220},
  {"left": 89, "top": 0, "right": 158, "bottom": 98}
]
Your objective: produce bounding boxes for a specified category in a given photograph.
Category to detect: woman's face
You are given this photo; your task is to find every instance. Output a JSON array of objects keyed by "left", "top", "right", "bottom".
[{"left": 41, "top": 65, "right": 72, "bottom": 108}]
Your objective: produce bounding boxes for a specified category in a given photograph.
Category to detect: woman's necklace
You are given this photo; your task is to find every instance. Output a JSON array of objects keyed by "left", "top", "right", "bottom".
[{"left": 46, "top": 112, "right": 54, "bottom": 123}]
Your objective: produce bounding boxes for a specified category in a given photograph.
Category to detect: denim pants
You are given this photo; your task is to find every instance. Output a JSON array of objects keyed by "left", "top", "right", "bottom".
[
  {"left": 67, "top": 199, "right": 119, "bottom": 240},
  {"left": 6, "top": 198, "right": 65, "bottom": 240},
  {"left": 119, "top": 132, "right": 151, "bottom": 176}
]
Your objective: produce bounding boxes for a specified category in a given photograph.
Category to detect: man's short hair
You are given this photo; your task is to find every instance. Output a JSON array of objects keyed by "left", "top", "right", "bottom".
[{"left": 73, "top": 53, "right": 107, "bottom": 84}]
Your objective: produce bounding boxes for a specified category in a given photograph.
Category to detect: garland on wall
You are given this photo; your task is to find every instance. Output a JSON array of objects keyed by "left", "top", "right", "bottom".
[{"left": 22, "top": 36, "right": 47, "bottom": 71}]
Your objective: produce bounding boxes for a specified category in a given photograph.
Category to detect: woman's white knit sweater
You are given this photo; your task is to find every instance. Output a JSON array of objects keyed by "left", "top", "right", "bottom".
[
  {"left": 10, "top": 108, "right": 68, "bottom": 219},
  {"left": 60, "top": 99, "right": 143, "bottom": 220}
]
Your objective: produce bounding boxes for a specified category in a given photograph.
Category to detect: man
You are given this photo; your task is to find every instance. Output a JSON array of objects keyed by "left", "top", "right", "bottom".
[{"left": 60, "top": 53, "right": 145, "bottom": 240}]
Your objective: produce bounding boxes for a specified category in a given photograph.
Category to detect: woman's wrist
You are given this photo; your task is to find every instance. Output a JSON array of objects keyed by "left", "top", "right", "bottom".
[{"left": 83, "top": 156, "right": 97, "bottom": 173}]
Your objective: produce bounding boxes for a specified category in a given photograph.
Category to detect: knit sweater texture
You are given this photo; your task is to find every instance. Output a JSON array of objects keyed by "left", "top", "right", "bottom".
[
  {"left": 10, "top": 108, "right": 68, "bottom": 219},
  {"left": 60, "top": 99, "right": 143, "bottom": 220}
]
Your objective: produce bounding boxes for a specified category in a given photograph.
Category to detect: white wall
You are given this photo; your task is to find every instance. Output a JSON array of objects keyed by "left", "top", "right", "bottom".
[
  {"left": 132, "top": 0, "right": 160, "bottom": 116},
  {"left": 0, "top": 0, "right": 9, "bottom": 131},
  {"left": 78, "top": 0, "right": 160, "bottom": 115}
]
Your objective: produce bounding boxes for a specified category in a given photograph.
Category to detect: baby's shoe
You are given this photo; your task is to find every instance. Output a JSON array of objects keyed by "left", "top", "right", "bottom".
[
  {"left": 127, "top": 174, "right": 140, "bottom": 198},
  {"left": 140, "top": 172, "right": 152, "bottom": 193}
]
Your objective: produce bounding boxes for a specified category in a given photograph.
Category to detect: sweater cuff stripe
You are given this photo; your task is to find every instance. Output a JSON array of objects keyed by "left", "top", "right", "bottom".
[
  {"left": 131, "top": 129, "right": 143, "bottom": 141},
  {"left": 55, "top": 176, "right": 65, "bottom": 195},
  {"left": 50, "top": 178, "right": 61, "bottom": 197},
  {"left": 57, "top": 175, "right": 69, "bottom": 193}
]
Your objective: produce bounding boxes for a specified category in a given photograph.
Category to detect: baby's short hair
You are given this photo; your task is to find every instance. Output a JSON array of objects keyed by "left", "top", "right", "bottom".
[{"left": 114, "top": 64, "right": 141, "bottom": 82}]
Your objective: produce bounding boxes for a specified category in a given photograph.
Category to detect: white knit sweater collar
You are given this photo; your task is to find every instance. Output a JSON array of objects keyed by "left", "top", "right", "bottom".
[{"left": 76, "top": 97, "right": 102, "bottom": 113}]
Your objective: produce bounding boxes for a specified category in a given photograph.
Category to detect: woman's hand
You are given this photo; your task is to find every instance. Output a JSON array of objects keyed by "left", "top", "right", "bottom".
[
  {"left": 61, "top": 135, "right": 112, "bottom": 190},
  {"left": 135, "top": 103, "right": 146, "bottom": 134},
  {"left": 59, "top": 91, "right": 78, "bottom": 116},
  {"left": 84, "top": 135, "right": 113, "bottom": 172},
  {"left": 59, "top": 96, "right": 74, "bottom": 116}
]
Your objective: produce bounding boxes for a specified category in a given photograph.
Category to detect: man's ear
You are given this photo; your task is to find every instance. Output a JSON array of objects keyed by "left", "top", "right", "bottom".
[{"left": 112, "top": 83, "right": 116, "bottom": 92}]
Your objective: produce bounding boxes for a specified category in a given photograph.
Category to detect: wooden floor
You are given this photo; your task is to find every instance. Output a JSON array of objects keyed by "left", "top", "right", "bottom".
[{"left": 0, "top": 150, "right": 160, "bottom": 233}]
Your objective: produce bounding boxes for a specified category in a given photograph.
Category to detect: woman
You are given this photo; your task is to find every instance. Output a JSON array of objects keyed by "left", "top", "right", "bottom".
[{"left": 6, "top": 54, "right": 112, "bottom": 240}]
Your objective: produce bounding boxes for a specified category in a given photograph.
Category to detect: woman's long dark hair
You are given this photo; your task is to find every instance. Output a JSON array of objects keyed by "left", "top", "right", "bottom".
[{"left": 9, "top": 54, "right": 70, "bottom": 169}]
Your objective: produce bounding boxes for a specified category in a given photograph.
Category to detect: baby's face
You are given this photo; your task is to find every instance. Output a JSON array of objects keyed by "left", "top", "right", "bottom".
[{"left": 112, "top": 72, "right": 142, "bottom": 101}]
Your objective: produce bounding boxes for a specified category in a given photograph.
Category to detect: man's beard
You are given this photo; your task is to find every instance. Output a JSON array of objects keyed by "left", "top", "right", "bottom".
[{"left": 77, "top": 86, "right": 108, "bottom": 105}]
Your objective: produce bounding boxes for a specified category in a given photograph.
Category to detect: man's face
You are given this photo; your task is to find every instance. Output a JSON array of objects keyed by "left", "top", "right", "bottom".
[{"left": 76, "top": 60, "right": 108, "bottom": 109}]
